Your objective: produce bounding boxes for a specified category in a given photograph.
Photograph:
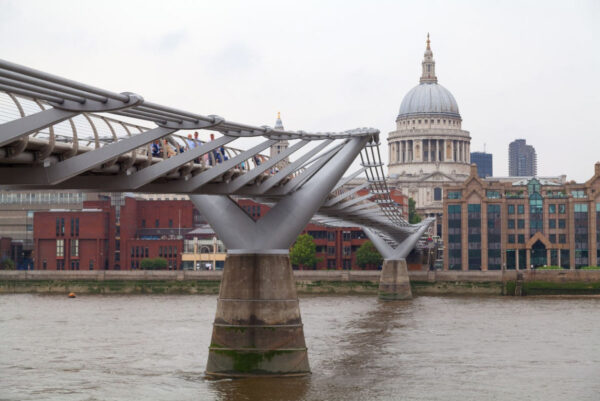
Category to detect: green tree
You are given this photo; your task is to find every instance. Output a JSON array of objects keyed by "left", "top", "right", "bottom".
[
  {"left": 290, "top": 234, "right": 317, "bottom": 269},
  {"left": 409, "top": 197, "right": 422, "bottom": 224},
  {"left": 356, "top": 241, "right": 383, "bottom": 269},
  {"left": 0, "top": 258, "right": 15, "bottom": 270},
  {"left": 140, "top": 257, "right": 168, "bottom": 270}
]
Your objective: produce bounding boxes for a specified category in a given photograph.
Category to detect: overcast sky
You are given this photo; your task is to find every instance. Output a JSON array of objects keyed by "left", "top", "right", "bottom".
[{"left": 1, "top": 0, "right": 599, "bottom": 181}]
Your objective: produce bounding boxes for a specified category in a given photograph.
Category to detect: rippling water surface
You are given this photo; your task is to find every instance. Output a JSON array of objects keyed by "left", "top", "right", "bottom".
[{"left": 1, "top": 294, "right": 599, "bottom": 401}]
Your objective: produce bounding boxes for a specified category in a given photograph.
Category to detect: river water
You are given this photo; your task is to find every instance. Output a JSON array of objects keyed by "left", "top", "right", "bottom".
[{"left": 1, "top": 294, "right": 599, "bottom": 401}]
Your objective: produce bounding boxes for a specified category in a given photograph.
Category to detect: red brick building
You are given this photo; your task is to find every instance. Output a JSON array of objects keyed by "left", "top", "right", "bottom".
[
  {"left": 33, "top": 195, "right": 373, "bottom": 270},
  {"left": 33, "top": 196, "right": 194, "bottom": 270}
]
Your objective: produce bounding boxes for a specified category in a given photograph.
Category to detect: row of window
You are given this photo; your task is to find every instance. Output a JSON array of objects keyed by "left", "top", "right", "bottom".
[
  {"left": 0, "top": 192, "right": 84, "bottom": 204},
  {"left": 131, "top": 247, "right": 149, "bottom": 258},
  {"left": 55, "top": 218, "right": 79, "bottom": 237},
  {"left": 399, "top": 118, "right": 459, "bottom": 126},
  {"left": 56, "top": 239, "right": 78, "bottom": 257},
  {"left": 449, "top": 190, "right": 596, "bottom": 201},
  {"left": 141, "top": 219, "right": 176, "bottom": 228}
]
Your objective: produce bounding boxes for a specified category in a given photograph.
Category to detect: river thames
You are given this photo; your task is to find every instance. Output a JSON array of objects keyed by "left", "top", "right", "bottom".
[{"left": 1, "top": 294, "right": 599, "bottom": 401}]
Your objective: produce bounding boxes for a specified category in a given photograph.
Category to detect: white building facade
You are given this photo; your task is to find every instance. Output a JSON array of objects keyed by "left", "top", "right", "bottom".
[{"left": 387, "top": 35, "right": 472, "bottom": 234}]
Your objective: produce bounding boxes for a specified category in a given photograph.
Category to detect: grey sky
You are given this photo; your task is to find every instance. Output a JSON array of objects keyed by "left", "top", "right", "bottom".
[{"left": 1, "top": 0, "right": 598, "bottom": 181}]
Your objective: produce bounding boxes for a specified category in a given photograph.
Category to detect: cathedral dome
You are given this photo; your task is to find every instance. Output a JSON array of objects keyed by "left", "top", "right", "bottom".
[{"left": 397, "top": 82, "right": 460, "bottom": 119}]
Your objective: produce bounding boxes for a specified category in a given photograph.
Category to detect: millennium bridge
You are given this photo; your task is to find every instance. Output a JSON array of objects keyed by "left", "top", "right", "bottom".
[{"left": 0, "top": 58, "right": 433, "bottom": 376}]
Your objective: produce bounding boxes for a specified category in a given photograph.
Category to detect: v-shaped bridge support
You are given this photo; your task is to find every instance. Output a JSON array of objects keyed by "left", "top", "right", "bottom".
[
  {"left": 363, "top": 218, "right": 434, "bottom": 300},
  {"left": 189, "top": 136, "right": 369, "bottom": 377}
]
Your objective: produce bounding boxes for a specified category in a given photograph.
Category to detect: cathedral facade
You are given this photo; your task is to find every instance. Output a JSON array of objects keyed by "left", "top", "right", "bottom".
[{"left": 387, "top": 35, "right": 472, "bottom": 234}]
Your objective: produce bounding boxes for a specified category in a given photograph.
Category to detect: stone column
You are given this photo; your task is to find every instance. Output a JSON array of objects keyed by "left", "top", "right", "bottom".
[
  {"left": 378, "top": 259, "right": 412, "bottom": 300},
  {"left": 546, "top": 249, "right": 551, "bottom": 266},
  {"left": 558, "top": 249, "right": 561, "bottom": 268},
  {"left": 516, "top": 249, "right": 520, "bottom": 270},
  {"left": 481, "top": 201, "right": 488, "bottom": 271},
  {"left": 589, "top": 199, "right": 597, "bottom": 267},
  {"left": 435, "top": 139, "right": 439, "bottom": 162},
  {"left": 461, "top": 203, "right": 469, "bottom": 271},
  {"left": 526, "top": 249, "right": 531, "bottom": 270},
  {"left": 206, "top": 252, "right": 310, "bottom": 377}
]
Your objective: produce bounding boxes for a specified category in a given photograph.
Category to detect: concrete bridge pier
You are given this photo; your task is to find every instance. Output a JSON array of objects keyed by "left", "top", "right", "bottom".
[
  {"left": 206, "top": 251, "right": 309, "bottom": 376},
  {"left": 190, "top": 136, "right": 369, "bottom": 376},
  {"left": 363, "top": 219, "right": 434, "bottom": 301},
  {"left": 378, "top": 258, "right": 412, "bottom": 300}
]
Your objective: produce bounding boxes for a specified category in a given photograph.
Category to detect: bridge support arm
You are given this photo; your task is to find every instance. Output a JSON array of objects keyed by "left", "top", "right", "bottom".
[
  {"left": 364, "top": 218, "right": 434, "bottom": 300},
  {"left": 189, "top": 136, "right": 369, "bottom": 377}
]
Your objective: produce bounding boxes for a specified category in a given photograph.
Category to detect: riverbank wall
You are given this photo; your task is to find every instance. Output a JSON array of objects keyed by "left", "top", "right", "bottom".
[{"left": 1, "top": 270, "right": 600, "bottom": 296}]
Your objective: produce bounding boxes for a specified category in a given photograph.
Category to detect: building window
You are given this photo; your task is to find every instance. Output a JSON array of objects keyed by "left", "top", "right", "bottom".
[
  {"left": 142, "top": 219, "right": 146, "bottom": 228},
  {"left": 549, "top": 219, "right": 556, "bottom": 229},
  {"left": 559, "top": 234, "right": 567, "bottom": 244},
  {"left": 558, "top": 219, "right": 566, "bottom": 229},
  {"left": 70, "top": 239, "right": 79, "bottom": 257},
  {"left": 89, "top": 260, "right": 94, "bottom": 270},
  {"left": 169, "top": 219, "right": 173, "bottom": 228},
  {"left": 508, "top": 219, "right": 515, "bottom": 229},
  {"left": 434, "top": 188, "right": 442, "bottom": 201},
  {"left": 56, "top": 239, "right": 64, "bottom": 257},
  {"left": 43, "top": 260, "right": 47, "bottom": 270},
  {"left": 327, "top": 231, "right": 336, "bottom": 242},
  {"left": 70, "top": 218, "right": 74, "bottom": 236},
  {"left": 327, "top": 246, "right": 335, "bottom": 256},
  {"left": 508, "top": 234, "right": 515, "bottom": 244},
  {"left": 549, "top": 204, "right": 556, "bottom": 214},
  {"left": 486, "top": 191, "right": 501, "bottom": 199},
  {"left": 574, "top": 203, "right": 588, "bottom": 212},
  {"left": 145, "top": 248, "right": 149, "bottom": 257},
  {"left": 115, "top": 253, "right": 120, "bottom": 262},
  {"left": 517, "top": 205, "right": 525, "bottom": 214},
  {"left": 517, "top": 234, "right": 525, "bottom": 244},
  {"left": 558, "top": 204, "right": 566, "bottom": 214},
  {"left": 508, "top": 205, "right": 515, "bottom": 214},
  {"left": 61, "top": 218, "right": 65, "bottom": 235},
  {"left": 467, "top": 204, "right": 481, "bottom": 270},
  {"left": 517, "top": 219, "right": 525, "bottom": 229},
  {"left": 571, "top": 190, "right": 585, "bottom": 198},
  {"left": 448, "top": 191, "right": 461, "bottom": 200},
  {"left": 56, "top": 218, "right": 60, "bottom": 236},
  {"left": 447, "top": 204, "right": 462, "bottom": 270},
  {"left": 549, "top": 234, "right": 556, "bottom": 243},
  {"left": 155, "top": 219, "right": 159, "bottom": 228}
]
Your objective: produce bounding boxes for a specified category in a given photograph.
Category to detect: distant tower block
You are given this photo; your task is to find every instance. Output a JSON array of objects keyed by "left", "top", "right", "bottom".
[
  {"left": 270, "top": 112, "right": 289, "bottom": 169},
  {"left": 508, "top": 139, "right": 537, "bottom": 176}
]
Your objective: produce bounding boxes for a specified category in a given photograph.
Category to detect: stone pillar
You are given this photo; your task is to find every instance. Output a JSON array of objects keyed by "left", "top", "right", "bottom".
[
  {"left": 378, "top": 259, "right": 412, "bottom": 300},
  {"left": 516, "top": 249, "right": 520, "bottom": 270},
  {"left": 526, "top": 249, "right": 531, "bottom": 270},
  {"left": 558, "top": 249, "right": 561, "bottom": 268},
  {"left": 435, "top": 139, "right": 439, "bottom": 162},
  {"left": 205, "top": 253, "right": 310, "bottom": 377}
]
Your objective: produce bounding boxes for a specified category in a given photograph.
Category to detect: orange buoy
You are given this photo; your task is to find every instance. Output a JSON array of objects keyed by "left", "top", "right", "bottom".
[{"left": 68, "top": 292, "right": 76, "bottom": 298}]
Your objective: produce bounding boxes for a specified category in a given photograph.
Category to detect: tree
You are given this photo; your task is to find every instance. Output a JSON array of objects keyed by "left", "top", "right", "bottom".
[
  {"left": 290, "top": 234, "right": 317, "bottom": 269},
  {"left": 409, "top": 197, "right": 422, "bottom": 224},
  {"left": 355, "top": 241, "right": 383, "bottom": 269},
  {"left": 0, "top": 258, "right": 15, "bottom": 270},
  {"left": 140, "top": 257, "right": 168, "bottom": 270}
]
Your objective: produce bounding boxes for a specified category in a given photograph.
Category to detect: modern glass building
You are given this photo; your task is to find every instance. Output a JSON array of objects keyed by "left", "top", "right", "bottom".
[
  {"left": 442, "top": 164, "right": 600, "bottom": 270},
  {"left": 470, "top": 151, "right": 493, "bottom": 178}
]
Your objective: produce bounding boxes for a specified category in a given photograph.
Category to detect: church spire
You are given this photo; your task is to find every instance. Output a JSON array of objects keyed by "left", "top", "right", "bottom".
[
  {"left": 420, "top": 33, "right": 437, "bottom": 84},
  {"left": 274, "top": 111, "right": 284, "bottom": 130}
]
